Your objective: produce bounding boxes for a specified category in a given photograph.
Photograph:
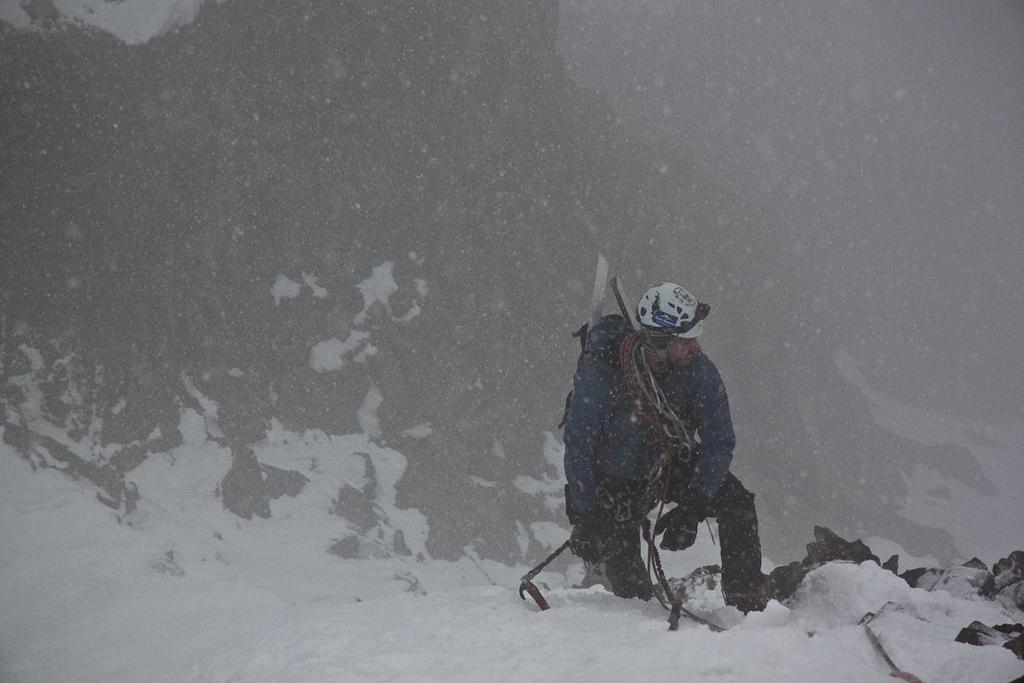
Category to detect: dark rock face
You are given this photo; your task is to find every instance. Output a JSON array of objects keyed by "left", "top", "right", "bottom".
[
  {"left": 221, "top": 446, "right": 309, "bottom": 520},
  {"left": 995, "top": 552, "right": 1024, "bottom": 592},
  {"left": 1000, "top": 584, "right": 1024, "bottom": 613},
  {"left": 956, "top": 621, "right": 1006, "bottom": 647},
  {"left": 804, "top": 526, "right": 879, "bottom": 566},
  {"left": 1, "top": 0, "right": 637, "bottom": 561},
  {"left": 333, "top": 484, "right": 377, "bottom": 532},
  {"left": 221, "top": 447, "right": 271, "bottom": 520},
  {"left": 262, "top": 464, "right": 309, "bottom": 500},
  {"left": 900, "top": 567, "right": 944, "bottom": 590},
  {"left": 327, "top": 536, "right": 361, "bottom": 559},
  {"left": 1006, "top": 631, "right": 1024, "bottom": 660},
  {"left": 995, "top": 552, "right": 1024, "bottom": 612}
]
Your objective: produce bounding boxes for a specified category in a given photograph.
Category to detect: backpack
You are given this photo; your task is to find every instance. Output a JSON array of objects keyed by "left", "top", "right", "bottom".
[{"left": 559, "top": 313, "right": 633, "bottom": 429}]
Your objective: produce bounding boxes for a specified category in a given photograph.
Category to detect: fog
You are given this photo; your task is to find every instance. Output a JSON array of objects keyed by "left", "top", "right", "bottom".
[
  {"left": 560, "top": 0, "right": 1024, "bottom": 421},
  {"left": 1, "top": 0, "right": 1021, "bottom": 568}
]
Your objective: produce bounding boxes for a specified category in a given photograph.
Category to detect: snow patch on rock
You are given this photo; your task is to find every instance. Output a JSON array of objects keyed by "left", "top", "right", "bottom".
[
  {"left": 271, "top": 274, "right": 302, "bottom": 305},
  {"left": 301, "top": 272, "right": 328, "bottom": 298},
  {"left": 357, "top": 381, "right": 383, "bottom": 438},
  {"left": 354, "top": 261, "right": 422, "bottom": 324},
  {"left": 309, "top": 331, "right": 371, "bottom": 373}
]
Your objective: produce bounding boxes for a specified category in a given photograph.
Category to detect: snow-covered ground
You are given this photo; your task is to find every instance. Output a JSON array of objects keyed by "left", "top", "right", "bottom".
[{"left": 3, "top": 431, "right": 1022, "bottom": 683}]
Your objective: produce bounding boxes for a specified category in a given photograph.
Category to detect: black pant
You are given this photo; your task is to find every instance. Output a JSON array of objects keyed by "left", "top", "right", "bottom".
[
  {"left": 601, "top": 526, "right": 654, "bottom": 600},
  {"left": 684, "top": 473, "right": 764, "bottom": 596},
  {"left": 600, "top": 473, "right": 763, "bottom": 599}
]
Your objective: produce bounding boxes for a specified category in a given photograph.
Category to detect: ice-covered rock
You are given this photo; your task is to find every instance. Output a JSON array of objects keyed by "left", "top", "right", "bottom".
[{"left": 929, "top": 560, "right": 994, "bottom": 600}]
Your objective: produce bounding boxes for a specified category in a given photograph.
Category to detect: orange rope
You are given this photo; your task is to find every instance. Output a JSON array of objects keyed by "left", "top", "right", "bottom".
[
  {"left": 619, "top": 332, "right": 677, "bottom": 581},
  {"left": 618, "top": 333, "right": 665, "bottom": 474}
]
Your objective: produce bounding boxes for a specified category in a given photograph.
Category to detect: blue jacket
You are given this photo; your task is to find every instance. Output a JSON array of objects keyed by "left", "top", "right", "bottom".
[{"left": 563, "top": 319, "right": 736, "bottom": 516}]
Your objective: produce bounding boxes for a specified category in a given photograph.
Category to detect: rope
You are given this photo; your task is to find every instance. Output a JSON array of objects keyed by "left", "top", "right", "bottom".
[
  {"left": 642, "top": 518, "right": 675, "bottom": 611},
  {"left": 645, "top": 467, "right": 672, "bottom": 600},
  {"left": 617, "top": 331, "right": 699, "bottom": 526},
  {"left": 618, "top": 333, "right": 697, "bottom": 485},
  {"left": 618, "top": 332, "right": 705, "bottom": 615}
]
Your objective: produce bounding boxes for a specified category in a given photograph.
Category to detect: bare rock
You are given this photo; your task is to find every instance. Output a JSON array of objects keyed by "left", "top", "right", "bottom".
[
  {"left": 221, "top": 446, "right": 270, "bottom": 520},
  {"left": 804, "top": 526, "right": 880, "bottom": 565},
  {"left": 955, "top": 621, "right": 1024, "bottom": 661},
  {"left": 900, "top": 567, "right": 943, "bottom": 590},
  {"left": 221, "top": 446, "right": 309, "bottom": 520},
  {"left": 994, "top": 551, "right": 1024, "bottom": 592},
  {"left": 768, "top": 561, "right": 810, "bottom": 601},
  {"left": 332, "top": 484, "right": 377, "bottom": 532},
  {"left": 261, "top": 463, "right": 308, "bottom": 499},
  {"left": 997, "top": 581, "right": 1024, "bottom": 613},
  {"left": 327, "top": 536, "right": 361, "bottom": 559}
]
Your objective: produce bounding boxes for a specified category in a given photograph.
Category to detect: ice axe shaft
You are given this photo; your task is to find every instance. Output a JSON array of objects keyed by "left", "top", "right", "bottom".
[
  {"left": 859, "top": 607, "right": 924, "bottom": 683},
  {"left": 610, "top": 275, "right": 638, "bottom": 330},
  {"left": 589, "top": 254, "right": 610, "bottom": 332}
]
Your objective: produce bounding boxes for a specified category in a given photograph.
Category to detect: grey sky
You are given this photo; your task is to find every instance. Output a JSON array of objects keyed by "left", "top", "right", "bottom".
[{"left": 560, "top": 0, "right": 1024, "bottom": 420}]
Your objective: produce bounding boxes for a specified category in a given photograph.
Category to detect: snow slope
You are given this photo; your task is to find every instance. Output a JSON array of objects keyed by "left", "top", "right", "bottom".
[
  {"left": 3, "top": 434, "right": 1022, "bottom": 683},
  {"left": 836, "top": 349, "right": 1024, "bottom": 562},
  {"left": 197, "top": 577, "right": 1024, "bottom": 683}
]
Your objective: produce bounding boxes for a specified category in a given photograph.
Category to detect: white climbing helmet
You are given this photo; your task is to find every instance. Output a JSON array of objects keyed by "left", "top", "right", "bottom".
[{"left": 636, "top": 282, "right": 709, "bottom": 339}]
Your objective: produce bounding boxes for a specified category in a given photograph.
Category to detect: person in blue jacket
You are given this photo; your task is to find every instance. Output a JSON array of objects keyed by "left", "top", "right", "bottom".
[{"left": 563, "top": 282, "right": 768, "bottom": 611}]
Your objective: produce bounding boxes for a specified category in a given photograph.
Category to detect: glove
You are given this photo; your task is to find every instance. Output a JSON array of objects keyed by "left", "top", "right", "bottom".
[
  {"left": 569, "top": 516, "right": 616, "bottom": 563},
  {"left": 654, "top": 505, "right": 701, "bottom": 552}
]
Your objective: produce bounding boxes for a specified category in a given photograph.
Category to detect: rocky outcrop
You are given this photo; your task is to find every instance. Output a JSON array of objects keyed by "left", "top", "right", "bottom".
[
  {"left": 220, "top": 445, "right": 308, "bottom": 520},
  {"left": 955, "top": 622, "right": 1024, "bottom": 660},
  {"left": 0, "top": 0, "right": 636, "bottom": 560}
]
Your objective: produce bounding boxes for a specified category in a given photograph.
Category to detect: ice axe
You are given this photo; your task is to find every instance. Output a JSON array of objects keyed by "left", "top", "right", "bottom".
[
  {"left": 518, "top": 540, "right": 571, "bottom": 611},
  {"left": 859, "top": 604, "right": 924, "bottom": 682}
]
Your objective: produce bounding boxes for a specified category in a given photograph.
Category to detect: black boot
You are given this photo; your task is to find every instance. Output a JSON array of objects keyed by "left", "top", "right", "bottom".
[
  {"left": 603, "top": 526, "right": 653, "bottom": 600},
  {"left": 723, "top": 578, "right": 769, "bottom": 612}
]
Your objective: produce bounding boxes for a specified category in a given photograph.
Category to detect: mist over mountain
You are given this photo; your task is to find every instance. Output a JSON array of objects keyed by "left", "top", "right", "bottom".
[
  {"left": 2, "top": 0, "right": 1021, "bottom": 567},
  {"left": 559, "top": 0, "right": 1024, "bottom": 421},
  {"left": 556, "top": 0, "right": 1024, "bottom": 561},
  {"left": 2, "top": 0, "right": 647, "bottom": 563}
]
